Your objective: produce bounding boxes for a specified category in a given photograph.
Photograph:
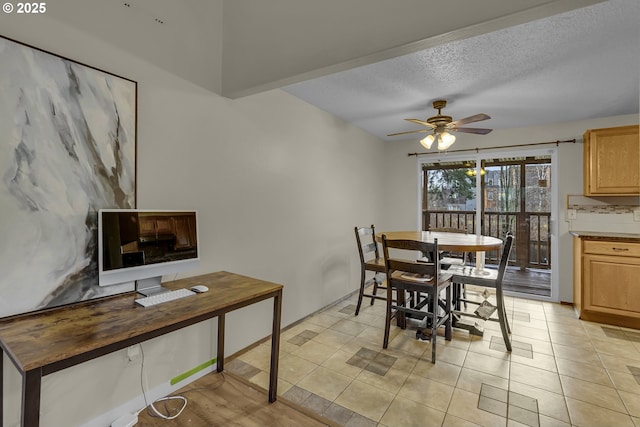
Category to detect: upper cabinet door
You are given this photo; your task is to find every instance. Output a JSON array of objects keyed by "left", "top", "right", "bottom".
[{"left": 584, "top": 125, "right": 640, "bottom": 196}]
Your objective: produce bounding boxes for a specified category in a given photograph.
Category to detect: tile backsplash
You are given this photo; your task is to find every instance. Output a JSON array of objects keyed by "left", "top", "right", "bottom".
[
  {"left": 570, "top": 205, "right": 636, "bottom": 214},
  {"left": 568, "top": 194, "right": 639, "bottom": 213},
  {"left": 566, "top": 194, "right": 640, "bottom": 233}
]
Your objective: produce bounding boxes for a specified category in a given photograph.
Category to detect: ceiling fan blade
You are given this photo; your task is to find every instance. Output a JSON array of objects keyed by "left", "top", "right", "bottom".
[
  {"left": 449, "top": 113, "right": 491, "bottom": 127},
  {"left": 387, "top": 129, "right": 431, "bottom": 137},
  {"left": 405, "top": 118, "right": 436, "bottom": 128},
  {"left": 454, "top": 127, "right": 493, "bottom": 135}
]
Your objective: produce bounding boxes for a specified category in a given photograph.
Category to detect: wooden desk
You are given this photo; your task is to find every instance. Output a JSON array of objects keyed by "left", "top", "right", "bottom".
[{"left": 0, "top": 271, "right": 283, "bottom": 427}]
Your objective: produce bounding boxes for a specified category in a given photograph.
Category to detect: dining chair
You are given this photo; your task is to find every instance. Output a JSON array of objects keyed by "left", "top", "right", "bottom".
[
  {"left": 354, "top": 225, "right": 386, "bottom": 316},
  {"left": 381, "top": 234, "right": 453, "bottom": 363},
  {"left": 447, "top": 233, "right": 514, "bottom": 351},
  {"left": 428, "top": 226, "right": 469, "bottom": 267}
]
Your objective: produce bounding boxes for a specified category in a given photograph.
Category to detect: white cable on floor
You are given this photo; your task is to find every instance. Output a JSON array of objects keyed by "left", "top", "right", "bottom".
[
  {"left": 136, "top": 344, "right": 188, "bottom": 420},
  {"left": 146, "top": 395, "right": 187, "bottom": 420}
]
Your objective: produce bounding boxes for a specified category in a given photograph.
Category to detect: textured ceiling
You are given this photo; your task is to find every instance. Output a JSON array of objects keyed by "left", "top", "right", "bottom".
[{"left": 283, "top": 0, "right": 640, "bottom": 142}]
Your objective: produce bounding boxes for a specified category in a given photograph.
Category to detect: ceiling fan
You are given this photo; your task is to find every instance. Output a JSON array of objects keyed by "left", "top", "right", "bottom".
[{"left": 388, "top": 99, "right": 492, "bottom": 150}]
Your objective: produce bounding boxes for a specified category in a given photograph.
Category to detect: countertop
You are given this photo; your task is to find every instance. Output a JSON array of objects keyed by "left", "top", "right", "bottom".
[{"left": 570, "top": 230, "right": 640, "bottom": 241}]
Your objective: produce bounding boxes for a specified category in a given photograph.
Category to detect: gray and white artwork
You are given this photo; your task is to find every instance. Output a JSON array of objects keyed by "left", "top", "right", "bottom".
[{"left": 0, "top": 37, "right": 137, "bottom": 318}]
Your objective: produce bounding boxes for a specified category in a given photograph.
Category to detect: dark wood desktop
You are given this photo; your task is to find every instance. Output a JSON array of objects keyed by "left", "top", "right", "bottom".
[{"left": 0, "top": 271, "right": 283, "bottom": 427}]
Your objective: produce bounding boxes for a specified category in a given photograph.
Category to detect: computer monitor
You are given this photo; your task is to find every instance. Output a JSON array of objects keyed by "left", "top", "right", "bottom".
[{"left": 98, "top": 209, "right": 200, "bottom": 296}]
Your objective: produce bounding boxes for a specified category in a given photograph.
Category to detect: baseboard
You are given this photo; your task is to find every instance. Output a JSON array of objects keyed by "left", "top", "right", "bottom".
[{"left": 80, "top": 363, "right": 217, "bottom": 427}]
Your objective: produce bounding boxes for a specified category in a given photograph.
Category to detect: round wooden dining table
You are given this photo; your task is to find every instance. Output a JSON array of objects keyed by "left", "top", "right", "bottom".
[
  {"left": 375, "top": 231, "right": 503, "bottom": 252},
  {"left": 376, "top": 230, "right": 503, "bottom": 275}
]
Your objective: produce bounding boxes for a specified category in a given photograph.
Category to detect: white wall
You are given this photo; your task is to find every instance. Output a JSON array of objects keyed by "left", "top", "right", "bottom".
[
  {"left": 382, "top": 113, "right": 639, "bottom": 303},
  {"left": 0, "top": 14, "right": 386, "bottom": 427}
]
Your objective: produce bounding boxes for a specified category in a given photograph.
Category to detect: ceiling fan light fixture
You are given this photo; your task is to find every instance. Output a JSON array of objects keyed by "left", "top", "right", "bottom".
[
  {"left": 387, "top": 99, "right": 491, "bottom": 149},
  {"left": 437, "top": 131, "right": 456, "bottom": 150},
  {"left": 420, "top": 134, "right": 435, "bottom": 149}
]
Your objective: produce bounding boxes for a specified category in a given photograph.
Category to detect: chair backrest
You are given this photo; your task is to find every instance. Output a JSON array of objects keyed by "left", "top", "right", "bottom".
[
  {"left": 355, "top": 225, "right": 379, "bottom": 264},
  {"left": 495, "top": 233, "right": 515, "bottom": 284},
  {"left": 381, "top": 235, "right": 440, "bottom": 280},
  {"left": 429, "top": 227, "right": 467, "bottom": 259}
]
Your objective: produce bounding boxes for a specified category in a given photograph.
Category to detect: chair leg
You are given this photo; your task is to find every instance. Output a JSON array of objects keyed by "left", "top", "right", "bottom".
[
  {"left": 498, "top": 290, "right": 511, "bottom": 335},
  {"left": 500, "top": 288, "right": 511, "bottom": 334},
  {"left": 462, "top": 253, "right": 468, "bottom": 309},
  {"left": 430, "top": 293, "right": 437, "bottom": 364},
  {"left": 397, "top": 288, "right": 407, "bottom": 329},
  {"left": 462, "top": 284, "right": 467, "bottom": 309},
  {"left": 505, "top": 310, "right": 511, "bottom": 334},
  {"left": 496, "top": 287, "right": 511, "bottom": 351},
  {"left": 383, "top": 288, "right": 393, "bottom": 349},
  {"left": 355, "top": 267, "right": 366, "bottom": 316},
  {"left": 444, "top": 286, "right": 452, "bottom": 341},
  {"left": 502, "top": 298, "right": 511, "bottom": 334},
  {"left": 453, "top": 282, "right": 462, "bottom": 311},
  {"left": 370, "top": 275, "right": 379, "bottom": 305}
]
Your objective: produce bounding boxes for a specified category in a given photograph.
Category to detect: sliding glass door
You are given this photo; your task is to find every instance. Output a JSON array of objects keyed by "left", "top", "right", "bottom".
[{"left": 420, "top": 148, "right": 557, "bottom": 300}]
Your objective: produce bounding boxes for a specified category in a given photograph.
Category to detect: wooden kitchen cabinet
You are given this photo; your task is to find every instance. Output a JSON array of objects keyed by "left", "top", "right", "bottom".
[
  {"left": 574, "top": 235, "right": 640, "bottom": 328},
  {"left": 155, "top": 217, "right": 173, "bottom": 234},
  {"left": 137, "top": 213, "right": 197, "bottom": 249},
  {"left": 583, "top": 124, "right": 640, "bottom": 195},
  {"left": 139, "top": 216, "right": 172, "bottom": 235},
  {"left": 173, "top": 215, "right": 196, "bottom": 249},
  {"left": 138, "top": 216, "right": 157, "bottom": 235}
]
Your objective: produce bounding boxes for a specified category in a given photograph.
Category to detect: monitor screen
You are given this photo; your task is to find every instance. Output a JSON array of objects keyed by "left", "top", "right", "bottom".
[{"left": 98, "top": 209, "right": 200, "bottom": 295}]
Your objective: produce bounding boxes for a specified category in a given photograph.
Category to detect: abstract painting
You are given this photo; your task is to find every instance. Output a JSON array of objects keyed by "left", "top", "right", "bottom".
[{"left": 0, "top": 36, "right": 137, "bottom": 318}]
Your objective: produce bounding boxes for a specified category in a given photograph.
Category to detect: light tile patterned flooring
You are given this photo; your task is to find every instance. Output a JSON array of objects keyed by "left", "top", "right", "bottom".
[{"left": 227, "top": 287, "right": 640, "bottom": 427}]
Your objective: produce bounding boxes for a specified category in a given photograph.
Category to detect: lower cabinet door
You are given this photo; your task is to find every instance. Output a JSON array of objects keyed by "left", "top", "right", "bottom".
[{"left": 583, "top": 254, "right": 640, "bottom": 322}]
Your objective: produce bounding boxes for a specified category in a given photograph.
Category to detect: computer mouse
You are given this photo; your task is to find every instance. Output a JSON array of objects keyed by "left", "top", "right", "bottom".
[{"left": 190, "top": 285, "right": 209, "bottom": 293}]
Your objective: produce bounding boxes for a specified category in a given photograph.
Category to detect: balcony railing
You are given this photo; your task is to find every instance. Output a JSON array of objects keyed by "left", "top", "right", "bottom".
[{"left": 423, "top": 210, "right": 551, "bottom": 269}]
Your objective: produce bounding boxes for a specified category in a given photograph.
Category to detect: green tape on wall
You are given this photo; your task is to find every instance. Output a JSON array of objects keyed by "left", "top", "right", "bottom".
[{"left": 170, "top": 358, "right": 217, "bottom": 385}]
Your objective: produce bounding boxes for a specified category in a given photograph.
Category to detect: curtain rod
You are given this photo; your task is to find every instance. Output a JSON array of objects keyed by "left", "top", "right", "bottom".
[{"left": 407, "top": 139, "right": 576, "bottom": 157}]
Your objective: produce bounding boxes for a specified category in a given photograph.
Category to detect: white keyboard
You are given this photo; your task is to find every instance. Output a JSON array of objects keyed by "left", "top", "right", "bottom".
[{"left": 135, "top": 288, "right": 196, "bottom": 307}]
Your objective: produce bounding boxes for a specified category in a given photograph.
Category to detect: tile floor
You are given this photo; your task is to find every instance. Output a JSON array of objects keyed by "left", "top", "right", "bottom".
[{"left": 227, "top": 287, "right": 640, "bottom": 427}]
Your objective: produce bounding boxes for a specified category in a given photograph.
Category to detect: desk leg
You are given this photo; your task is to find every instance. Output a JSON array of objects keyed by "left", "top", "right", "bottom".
[
  {"left": 217, "top": 314, "right": 225, "bottom": 373},
  {"left": 22, "top": 369, "right": 41, "bottom": 427},
  {"left": 269, "top": 290, "right": 282, "bottom": 403}
]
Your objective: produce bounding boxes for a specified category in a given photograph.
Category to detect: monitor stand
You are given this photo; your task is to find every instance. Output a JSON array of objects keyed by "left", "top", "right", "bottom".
[{"left": 136, "top": 276, "right": 170, "bottom": 297}]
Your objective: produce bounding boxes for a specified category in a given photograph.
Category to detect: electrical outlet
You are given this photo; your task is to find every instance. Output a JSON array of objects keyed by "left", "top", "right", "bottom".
[
  {"left": 567, "top": 209, "right": 577, "bottom": 221},
  {"left": 126, "top": 345, "right": 139, "bottom": 362},
  {"left": 634, "top": 209, "right": 640, "bottom": 222}
]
